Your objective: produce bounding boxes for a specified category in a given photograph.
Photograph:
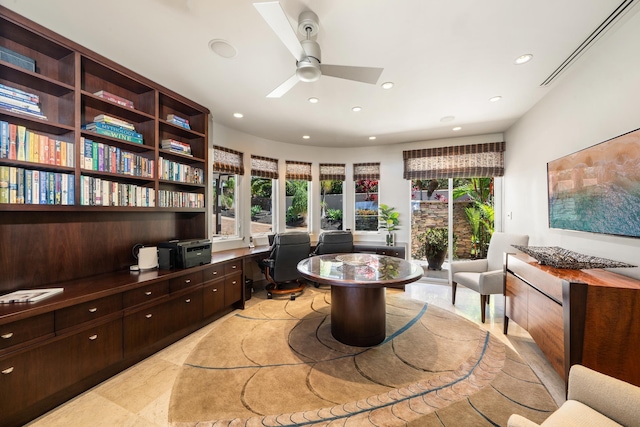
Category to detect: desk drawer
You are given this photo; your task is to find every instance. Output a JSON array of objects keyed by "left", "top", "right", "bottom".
[
  {"left": 123, "top": 280, "right": 169, "bottom": 308},
  {"left": 169, "top": 271, "right": 203, "bottom": 292},
  {"left": 225, "top": 260, "right": 242, "bottom": 275},
  {"left": 55, "top": 294, "right": 122, "bottom": 331},
  {"left": 0, "top": 313, "right": 54, "bottom": 351},
  {"left": 202, "top": 264, "right": 224, "bottom": 281}
]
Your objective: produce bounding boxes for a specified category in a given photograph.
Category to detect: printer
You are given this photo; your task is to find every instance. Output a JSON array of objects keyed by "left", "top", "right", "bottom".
[{"left": 158, "top": 239, "right": 212, "bottom": 269}]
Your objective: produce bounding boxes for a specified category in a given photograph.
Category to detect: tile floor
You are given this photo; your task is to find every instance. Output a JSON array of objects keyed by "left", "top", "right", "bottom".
[{"left": 25, "top": 278, "right": 565, "bottom": 426}]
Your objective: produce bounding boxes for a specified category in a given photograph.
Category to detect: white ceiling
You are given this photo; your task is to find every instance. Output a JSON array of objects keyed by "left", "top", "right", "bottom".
[{"left": 1, "top": 0, "right": 636, "bottom": 147}]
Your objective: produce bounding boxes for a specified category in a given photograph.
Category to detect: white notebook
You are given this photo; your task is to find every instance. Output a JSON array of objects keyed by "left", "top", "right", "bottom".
[{"left": 0, "top": 288, "right": 64, "bottom": 304}]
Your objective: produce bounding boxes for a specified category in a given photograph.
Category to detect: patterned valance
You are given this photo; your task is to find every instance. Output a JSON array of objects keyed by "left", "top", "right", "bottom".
[
  {"left": 403, "top": 142, "right": 505, "bottom": 179},
  {"left": 286, "top": 160, "right": 312, "bottom": 181},
  {"left": 213, "top": 146, "right": 244, "bottom": 175},
  {"left": 353, "top": 162, "right": 380, "bottom": 180},
  {"left": 319, "top": 163, "right": 346, "bottom": 181},
  {"left": 251, "top": 155, "right": 279, "bottom": 179}
]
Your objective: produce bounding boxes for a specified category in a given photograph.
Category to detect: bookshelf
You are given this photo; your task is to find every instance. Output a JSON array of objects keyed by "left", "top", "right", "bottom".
[{"left": 0, "top": 6, "right": 209, "bottom": 290}]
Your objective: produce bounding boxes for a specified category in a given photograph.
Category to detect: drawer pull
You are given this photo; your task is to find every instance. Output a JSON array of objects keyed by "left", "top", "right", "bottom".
[
  {"left": 212, "top": 288, "right": 218, "bottom": 292},
  {"left": 89, "top": 334, "right": 98, "bottom": 341},
  {"left": 1, "top": 332, "right": 14, "bottom": 339},
  {"left": 145, "top": 291, "right": 152, "bottom": 296},
  {"left": 212, "top": 271, "right": 218, "bottom": 275},
  {"left": 185, "top": 279, "right": 191, "bottom": 284},
  {"left": 145, "top": 314, "right": 153, "bottom": 319},
  {"left": 2, "top": 367, "right": 14, "bottom": 375},
  {"left": 185, "top": 298, "right": 191, "bottom": 303},
  {"left": 232, "top": 281, "right": 237, "bottom": 285},
  {"left": 89, "top": 307, "right": 98, "bottom": 313},
  {"left": 232, "top": 265, "right": 237, "bottom": 269}
]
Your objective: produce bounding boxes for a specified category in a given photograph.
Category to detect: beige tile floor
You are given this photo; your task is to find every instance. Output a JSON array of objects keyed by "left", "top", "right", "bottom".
[{"left": 26, "top": 278, "right": 565, "bottom": 427}]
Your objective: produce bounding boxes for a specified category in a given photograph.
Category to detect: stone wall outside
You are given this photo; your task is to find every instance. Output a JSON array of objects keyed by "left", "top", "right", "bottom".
[{"left": 411, "top": 201, "right": 474, "bottom": 260}]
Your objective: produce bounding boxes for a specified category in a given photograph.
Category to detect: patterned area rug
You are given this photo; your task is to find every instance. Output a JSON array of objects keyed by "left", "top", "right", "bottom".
[{"left": 169, "top": 287, "right": 556, "bottom": 426}]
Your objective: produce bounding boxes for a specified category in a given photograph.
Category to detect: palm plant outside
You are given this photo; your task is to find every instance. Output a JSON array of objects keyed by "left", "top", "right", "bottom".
[{"left": 453, "top": 177, "right": 494, "bottom": 258}]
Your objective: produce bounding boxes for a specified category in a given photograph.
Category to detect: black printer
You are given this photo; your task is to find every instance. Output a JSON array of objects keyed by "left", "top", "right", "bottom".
[{"left": 158, "top": 239, "right": 212, "bottom": 269}]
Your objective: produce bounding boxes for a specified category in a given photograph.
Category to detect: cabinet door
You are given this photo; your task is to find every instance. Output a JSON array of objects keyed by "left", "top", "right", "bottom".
[
  {"left": 203, "top": 278, "right": 225, "bottom": 318},
  {"left": 170, "top": 288, "right": 203, "bottom": 331},
  {"left": 505, "top": 273, "right": 529, "bottom": 329},
  {"left": 224, "top": 272, "right": 243, "bottom": 307},
  {"left": 123, "top": 301, "right": 173, "bottom": 359}
]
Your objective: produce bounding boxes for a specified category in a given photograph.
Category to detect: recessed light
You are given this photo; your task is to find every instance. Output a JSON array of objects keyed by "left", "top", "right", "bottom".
[
  {"left": 208, "top": 39, "right": 237, "bottom": 59},
  {"left": 452, "top": 126, "right": 462, "bottom": 131},
  {"left": 369, "top": 136, "right": 377, "bottom": 140},
  {"left": 352, "top": 106, "right": 362, "bottom": 112},
  {"left": 489, "top": 96, "right": 502, "bottom": 102},
  {"left": 302, "top": 135, "right": 310, "bottom": 139},
  {"left": 233, "top": 113, "right": 243, "bottom": 118},
  {"left": 440, "top": 116, "right": 455, "bottom": 123},
  {"left": 308, "top": 97, "right": 319, "bottom": 103},
  {"left": 381, "top": 82, "right": 394, "bottom": 89},
  {"left": 514, "top": 54, "right": 533, "bottom": 65}
]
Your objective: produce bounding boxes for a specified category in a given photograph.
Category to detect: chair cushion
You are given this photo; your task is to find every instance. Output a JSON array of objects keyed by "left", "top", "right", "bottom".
[
  {"left": 540, "top": 400, "right": 622, "bottom": 427},
  {"left": 452, "top": 270, "right": 504, "bottom": 295}
]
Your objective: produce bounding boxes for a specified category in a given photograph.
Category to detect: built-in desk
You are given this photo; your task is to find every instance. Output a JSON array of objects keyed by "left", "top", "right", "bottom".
[{"left": 504, "top": 253, "right": 640, "bottom": 387}]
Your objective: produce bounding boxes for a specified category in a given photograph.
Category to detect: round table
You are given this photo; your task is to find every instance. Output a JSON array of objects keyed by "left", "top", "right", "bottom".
[{"left": 297, "top": 253, "right": 423, "bottom": 347}]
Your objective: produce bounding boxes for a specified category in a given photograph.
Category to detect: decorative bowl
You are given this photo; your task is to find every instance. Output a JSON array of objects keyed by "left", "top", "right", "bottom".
[{"left": 336, "top": 254, "right": 372, "bottom": 266}]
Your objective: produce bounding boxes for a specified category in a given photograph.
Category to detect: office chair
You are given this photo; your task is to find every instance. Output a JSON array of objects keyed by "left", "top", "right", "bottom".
[
  {"left": 262, "top": 232, "right": 310, "bottom": 300},
  {"left": 312, "top": 230, "right": 354, "bottom": 255},
  {"left": 450, "top": 232, "right": 529, "bottom": 323}
]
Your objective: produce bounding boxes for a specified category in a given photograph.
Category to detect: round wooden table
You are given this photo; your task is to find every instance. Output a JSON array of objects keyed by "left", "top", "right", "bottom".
[{"left": 297, "top": 253, "right": 423, "bottom": 346}]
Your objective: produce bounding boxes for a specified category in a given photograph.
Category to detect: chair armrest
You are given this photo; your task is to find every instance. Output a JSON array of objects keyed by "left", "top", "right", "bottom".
[
  {"left": 477, "top": 269, "right": 505, "bottom": 294},
  {"left": 568, "top": 365, "right": 640, "bottom": 426},
  {"left": 262, "top": 258, "right": 275, "bottom": 269},
  {"left": 507, "top": 414, "right": 541, "bottom": 427},
  {"left": 451, "top": 259, "right": 488, "bottom": 275}
]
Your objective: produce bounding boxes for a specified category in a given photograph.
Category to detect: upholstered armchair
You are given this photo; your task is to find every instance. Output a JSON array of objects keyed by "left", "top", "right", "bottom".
[
  {"left": 450, "top": 231, "right": 529, "bottom": 323},
  {"left": 508, "top": 365, "right": 640, "bottom": 427}
]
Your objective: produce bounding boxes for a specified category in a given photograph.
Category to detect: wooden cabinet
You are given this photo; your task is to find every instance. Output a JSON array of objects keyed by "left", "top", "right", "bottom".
[
  {"left": 504, "top": 253, "right": 640, "bottom": 387},
  {"left": 203, "top": 278, "right": 225, "bottom": 318}
]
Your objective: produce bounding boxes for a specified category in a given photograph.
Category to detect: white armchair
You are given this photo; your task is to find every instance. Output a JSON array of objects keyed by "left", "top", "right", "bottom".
[{"left": 450, "top": 231, "right": 529, "bottom": 323}]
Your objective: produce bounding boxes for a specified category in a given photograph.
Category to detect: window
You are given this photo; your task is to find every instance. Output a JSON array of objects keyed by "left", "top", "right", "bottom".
[
  {"left": 250, "top": 155, "right": 278, "bottom": 236},
  {"left": 353, "top": 163, "right": 380, "bottom": 231},
  {"left": 213, "top": 146, "right": 244, "bottom": 239},
  {"left": 320, "top": 163, "right": 345, "bottom": 231},
  {"left": 285, "top": 161, "right": 311, "bottom": 231}
]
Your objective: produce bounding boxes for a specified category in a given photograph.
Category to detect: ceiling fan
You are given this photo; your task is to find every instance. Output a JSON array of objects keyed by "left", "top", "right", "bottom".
[{"left": 253, "top": 1, "right": 384, "bottom": 98}]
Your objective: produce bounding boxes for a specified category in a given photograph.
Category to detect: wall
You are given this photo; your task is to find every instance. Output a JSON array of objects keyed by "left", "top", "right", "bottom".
[
  {"left": 210, "top": 123, "right": 503, "bottom": 255},
  {"left": 504, "top": 7, "right": 640, "bottom": 276}
]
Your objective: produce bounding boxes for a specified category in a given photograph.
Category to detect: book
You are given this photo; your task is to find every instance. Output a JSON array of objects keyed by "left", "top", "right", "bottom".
[
  {"left": 93, "top": 114, "right": 135, "bottom": 131},
  {"left": 167, "top": 114, "right": 189, "bottom": 124},
  {"left": 0, "top": 46, "right": 36, "bottom": 73},
  {"left": 0, "top": 92, "right": 40, "bottom": 110},
  {"left": 0, "top": 121, "right": 7, "bottom": 158},
  {"left": 16, "top": 125, "right": 26, "bottom": 161},
  {"left": 0, "top": 101, "right": 47, "bottom": 120},
  {"left": 87, "top": 126, "right": 143, "bottom": 144},
  {"left": 0, "top": 288, "right": 64, "bottom": 304},
  {"left": 93, "top": 90, "right": 134, "bottom": 109},
  {"left": 0, "top": 166, "right": 8, "bottom": 203},
  {"left": 0, "top": 83, "right": 39, "bottom": 103},
  {"left": 84, "top": 122, "right": 143, "bottom": 139}
]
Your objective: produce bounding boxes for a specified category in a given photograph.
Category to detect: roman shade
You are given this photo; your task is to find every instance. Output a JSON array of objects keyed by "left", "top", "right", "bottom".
[
  {"left": 286, "top": 160, "right": 312, "bottom": 181},
  {"left": 353, "top": 162, "right": 380, "bottom": 180},
  {"left": 213, "top": 146, "right": 244, "bottom": 175},
  {"left": 403, "top": 142, "right": 505, "bottom": 179},
  {"left": 319, "top": 163, "right": 346, "bottom": 181},
  {"left": 251, "top": 155, "right": 279, "bottom": 179}
]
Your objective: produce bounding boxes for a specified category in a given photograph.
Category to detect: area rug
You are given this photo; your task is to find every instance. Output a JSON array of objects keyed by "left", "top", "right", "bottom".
[{"left": 169, "top": 287, "right": 557, "bottom": 426}]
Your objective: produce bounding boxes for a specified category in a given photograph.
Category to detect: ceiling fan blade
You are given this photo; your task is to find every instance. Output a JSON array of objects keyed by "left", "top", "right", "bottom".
[
  {"left": 266, "top": 73, "right": 299, "bottom": 98},
  {"left": 254, "top": 2, "right": 305, "bottom": 61},
  {"left": 320, "top": 64, "right": 384, "bottom": 84}
]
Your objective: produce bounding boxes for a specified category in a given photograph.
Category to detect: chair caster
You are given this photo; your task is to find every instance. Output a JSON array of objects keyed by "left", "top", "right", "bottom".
[
  {"left": 290, "top": 294, "right": 296, "bottom": 301},
  {"left": 314, "top": 283, "right": 319, "bottom": 288},
  {"left": 267, "top": 292, "right": 273, "bottom": 299}
]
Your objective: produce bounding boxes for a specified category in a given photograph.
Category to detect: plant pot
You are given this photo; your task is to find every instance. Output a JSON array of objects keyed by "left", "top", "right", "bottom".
[
  {"left": 426, "top": 247, "right": 447, "bottom": 270},
  {"left": 385, "top": 232, "right": 395, "bottom": 246}
]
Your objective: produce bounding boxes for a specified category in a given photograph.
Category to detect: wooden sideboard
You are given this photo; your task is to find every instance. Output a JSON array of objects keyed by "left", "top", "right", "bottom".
[{"left": 504, "top": 253, "right": 640, "bottom": 387}]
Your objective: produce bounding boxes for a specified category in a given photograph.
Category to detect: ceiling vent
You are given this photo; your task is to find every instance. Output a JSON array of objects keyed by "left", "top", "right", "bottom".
[{"left": 540, "top": 0, "right": 639, "bottom": 87}]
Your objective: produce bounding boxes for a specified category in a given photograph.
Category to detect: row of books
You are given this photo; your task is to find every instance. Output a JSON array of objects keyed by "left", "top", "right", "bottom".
[
  {"left": 93, "top": 90, "right": 134, "bottom": 109},
  {"left": 80, "top": 175, "right": 155, "bottom": 207},
  {"left": 0, "top": 83, "right": 46, "bottom": 120},
  {"left": 158, "top": 157, "right": 204, "bottom": 184},
  {"left": 158, "top": 190, "right": 204, "bottom": 208},
  {"left": 166, "top": 114, "right": 190, "bottom": 130},
  {"left": 1, "top": 120, "right": 75, "bottom": 167},
  {"left": 83, "top": 115, "right": 143, "bottom": 144},
  {"left": 0, "top": 166, "right": 74, "bottom": 205},
  {"left": 81, "top": 137, "right": 154, "bottom": 178},
  {"left": 160, "top": 138, "right": 192, "bottom": 156}
]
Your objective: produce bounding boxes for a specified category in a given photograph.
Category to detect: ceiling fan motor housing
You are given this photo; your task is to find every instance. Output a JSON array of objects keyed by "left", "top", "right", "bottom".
[{"left": 297, "top": 39, "right": 322, "bottom": 82}]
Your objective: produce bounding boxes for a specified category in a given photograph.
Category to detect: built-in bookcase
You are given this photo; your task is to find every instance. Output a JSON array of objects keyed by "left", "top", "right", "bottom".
[{"left": 0, "top": 6, "right": 209, "bottom": 290}]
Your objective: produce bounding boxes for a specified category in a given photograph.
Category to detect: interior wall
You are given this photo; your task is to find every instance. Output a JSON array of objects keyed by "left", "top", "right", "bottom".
[
  {"left": 504, "top": 8, "right": 640, "bottom": 273},
  {"left": 210, "top": 123, "right": 503, "bottom": 254}
]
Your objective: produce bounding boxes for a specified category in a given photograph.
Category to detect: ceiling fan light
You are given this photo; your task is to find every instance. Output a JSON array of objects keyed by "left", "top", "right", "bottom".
[{"left": 297, "top": 58, "right": 321, "bottom": 82}]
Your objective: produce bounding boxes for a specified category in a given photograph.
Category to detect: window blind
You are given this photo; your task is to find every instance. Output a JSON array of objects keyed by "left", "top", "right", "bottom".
[
  {"left": 319, "top": 163, "right": 346, "bottom": 181},
  {"left": 403, "top": 142, "right": 505, "bottom": 179},
  {"left": 213, "top": 146, "right": 244, "bottom": 175},
  {"left": 251, "top": 155, "right": 279, "bottom": 179},
  {"left": 353, "top": 162, "right": 380, "bottom": 180},
  {"left": 286, "top": 160, "right": 312, "bottom": 181}
]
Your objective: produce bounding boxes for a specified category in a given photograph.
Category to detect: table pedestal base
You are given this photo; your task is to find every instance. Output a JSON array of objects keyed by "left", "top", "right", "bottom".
[{"left": 331, "top": 286, "right": 385, "bottom": 347}]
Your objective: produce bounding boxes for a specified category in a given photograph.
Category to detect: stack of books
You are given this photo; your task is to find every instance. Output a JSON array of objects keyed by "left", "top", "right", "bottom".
[
  {"left": 93, "top": 90, "right": 134, "bottom": 109},
  {"left": 0, "top": 83, "right": 47, "bottom": 120},
  {"left": 166, "top": 114, "right": 191, "bottom": 130},
  {"left": 83, "top": 114, "right": 143, "bottom": 144},
  {"left": 161, "top": 138, "right": 192, "bottom": 156}
]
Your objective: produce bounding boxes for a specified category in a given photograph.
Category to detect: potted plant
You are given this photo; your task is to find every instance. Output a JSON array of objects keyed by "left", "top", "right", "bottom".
[
  {"left": 378, "top": 204, "right": 400, "bottom": 246},
  {"left": 417, "top": 228, "right": 457, "bottom": 270}
]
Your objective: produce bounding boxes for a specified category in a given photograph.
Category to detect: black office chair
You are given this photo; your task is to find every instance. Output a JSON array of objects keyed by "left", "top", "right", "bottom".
[
  {"left": 262, "top": 232, "right": 310, "bottom": 300},
  {"left": 312, "top": 230, "right": 354, "bottom": 255}
]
